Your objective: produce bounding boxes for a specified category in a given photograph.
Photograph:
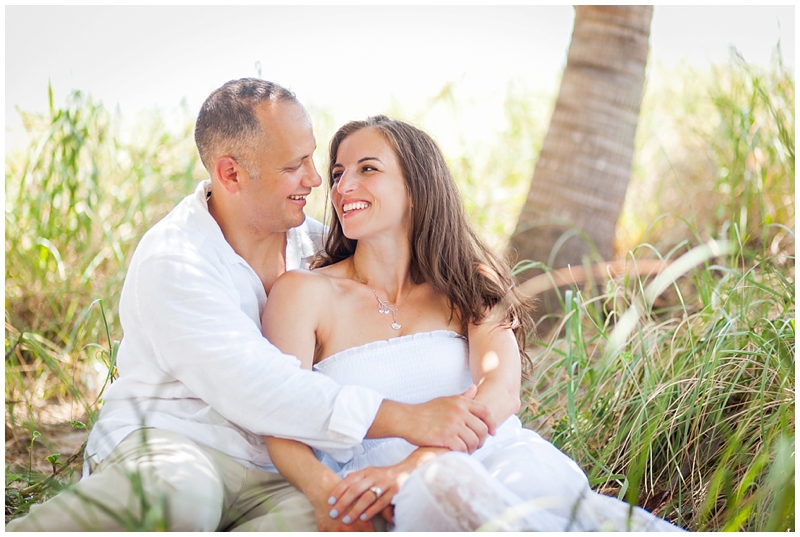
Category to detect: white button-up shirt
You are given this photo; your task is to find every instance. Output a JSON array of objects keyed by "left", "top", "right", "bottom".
[{"left": 85, "top": 180, "right": 384, "bottom": 474}]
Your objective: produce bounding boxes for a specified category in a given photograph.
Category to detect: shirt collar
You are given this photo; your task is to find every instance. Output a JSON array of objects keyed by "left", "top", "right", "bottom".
[
  {"left": 191, "top": 180, "right": 232, "bottom": 250},
  {"left": 288, "top": 219, "right": 321, "bottom": 265}
]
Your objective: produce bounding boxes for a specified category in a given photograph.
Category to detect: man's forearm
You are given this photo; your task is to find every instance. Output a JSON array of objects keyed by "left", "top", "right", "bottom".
[
  {"left": 365, "top": 400, "right": 411, "bottom": 440},
  {"left": 366, "top": 392, "right": 495, "bottom": 453}
]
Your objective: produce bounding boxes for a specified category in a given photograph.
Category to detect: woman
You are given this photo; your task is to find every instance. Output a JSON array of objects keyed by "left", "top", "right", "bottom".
[{"left": 262, "top": 116, "right": 682, "bottom": 532}]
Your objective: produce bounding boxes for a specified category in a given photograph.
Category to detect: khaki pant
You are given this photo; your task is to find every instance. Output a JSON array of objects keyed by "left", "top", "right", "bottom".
[{"left": 6, "top": 428, "right": 316, "bottom": 532}]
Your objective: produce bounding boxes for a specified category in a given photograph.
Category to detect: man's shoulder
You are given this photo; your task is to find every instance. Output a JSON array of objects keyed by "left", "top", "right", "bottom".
[
  {"left": 131, "top": 190, "right": 216, "bottom": 266},
  {"left": 137, "top": 210, "right": 206, "bottom": 256}
]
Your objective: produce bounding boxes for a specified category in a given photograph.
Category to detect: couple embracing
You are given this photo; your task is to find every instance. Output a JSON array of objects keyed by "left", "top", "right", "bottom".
[{"left": 7, "top": 79, "right": 682, "bottom": 532}]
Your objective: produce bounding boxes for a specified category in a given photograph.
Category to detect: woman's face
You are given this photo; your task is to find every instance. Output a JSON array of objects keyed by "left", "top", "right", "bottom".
[{"left": 330, "top": 128, "right": 411, "bottom": 241}]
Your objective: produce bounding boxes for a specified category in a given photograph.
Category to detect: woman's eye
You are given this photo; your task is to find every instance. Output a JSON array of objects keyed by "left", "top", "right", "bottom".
[
  {"left": 362, "top": 165, "right": 377, "bottom": 172},
  {"left": 332, "top": 171, "right": 343, "bottom": 182}
]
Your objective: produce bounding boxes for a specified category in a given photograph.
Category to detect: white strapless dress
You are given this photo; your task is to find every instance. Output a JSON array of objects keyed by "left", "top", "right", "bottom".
[{"left": 314, "top": 331, "right": 683, "bottom": 532}]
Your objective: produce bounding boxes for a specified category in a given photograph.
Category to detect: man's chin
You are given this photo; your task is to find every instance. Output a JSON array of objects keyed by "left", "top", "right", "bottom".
[
  {"left": 266, "top": 214, "right": 306, "bottom": 233},
  {"left": 290, "top": 213, "right": 307, "bottom": 228}
]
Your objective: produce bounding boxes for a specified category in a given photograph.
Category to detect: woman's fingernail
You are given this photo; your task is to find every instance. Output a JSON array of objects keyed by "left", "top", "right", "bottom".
[
  {"left": 343, "top": 516, "right": 352, "bottom": 524},
  {"left": 329, "top": 509, "right": 338, "bottom": 518},
  {"left": 360, "top": 514, "right": 367, "bottom": 521},
  {"left": 328, "top": 496, "right": 336, "bottom": 505}
]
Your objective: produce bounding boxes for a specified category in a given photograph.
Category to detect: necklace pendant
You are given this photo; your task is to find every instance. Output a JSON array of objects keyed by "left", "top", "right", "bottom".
[{"left": 391, "top": 322, "right": 401, "bottom": 330}]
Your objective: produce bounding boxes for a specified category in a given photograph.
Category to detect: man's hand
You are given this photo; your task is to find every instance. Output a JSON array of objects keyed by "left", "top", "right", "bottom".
[
  {"left": 405, "top": 385, "right": 497, "bottom": 452},
  {"left": 367, "top": 385, "right": 497, "bottom": 453}
]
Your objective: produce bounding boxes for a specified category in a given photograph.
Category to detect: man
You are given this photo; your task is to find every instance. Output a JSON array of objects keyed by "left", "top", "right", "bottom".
[{"left": 7, "top": 79, "right": 495, "bottom": 532}]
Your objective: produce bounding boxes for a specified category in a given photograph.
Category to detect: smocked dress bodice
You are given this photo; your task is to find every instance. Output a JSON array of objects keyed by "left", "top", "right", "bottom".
[
  {"left": 314, "top": 330, "right": 472, "bottom": 403},
  {"left": 313, "top": 330, "right": 521, "bottom": 476}
]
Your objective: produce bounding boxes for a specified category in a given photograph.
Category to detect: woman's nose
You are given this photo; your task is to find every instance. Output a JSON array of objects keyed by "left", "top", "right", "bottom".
[{"left": 336, "top": 170, "right": 356, "bottom": 194}]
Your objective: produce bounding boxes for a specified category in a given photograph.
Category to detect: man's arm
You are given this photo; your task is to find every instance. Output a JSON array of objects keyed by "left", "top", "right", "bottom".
[{"left": 132, "top": 249, "right": 382, "bottom": 458}]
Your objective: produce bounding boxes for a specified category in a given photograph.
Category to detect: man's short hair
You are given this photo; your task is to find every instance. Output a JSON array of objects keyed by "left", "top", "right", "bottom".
[{"left": 194, "top": 78, "right": 298, "bottom": 177}]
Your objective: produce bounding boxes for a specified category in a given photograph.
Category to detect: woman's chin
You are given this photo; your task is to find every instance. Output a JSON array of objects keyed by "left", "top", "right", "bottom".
[
  {"left": 341, "top": 222, "right": 366, "bottom": 241},
  {"left": 342, "top": 229, "right": 360, "bottom": 241}
]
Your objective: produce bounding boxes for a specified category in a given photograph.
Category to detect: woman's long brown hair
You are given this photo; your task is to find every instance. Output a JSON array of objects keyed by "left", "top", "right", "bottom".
[{"left": 315, "top": 116, "right": 536, "bottom": 368}]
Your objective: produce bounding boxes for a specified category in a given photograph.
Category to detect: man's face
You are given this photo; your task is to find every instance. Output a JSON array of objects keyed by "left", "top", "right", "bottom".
[{"left": 238, "top": 101, "right": 322, "bottom": 234}]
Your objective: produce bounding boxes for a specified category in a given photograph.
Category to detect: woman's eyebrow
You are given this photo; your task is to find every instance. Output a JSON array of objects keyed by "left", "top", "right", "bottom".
[{"left": 333, "top": 157, "right": 383, "bottom": 168}]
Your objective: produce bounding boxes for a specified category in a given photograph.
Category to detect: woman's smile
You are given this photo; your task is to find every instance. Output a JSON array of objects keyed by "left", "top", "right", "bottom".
[{"left": 341, "top": 200, "right": 371, "bottom": 217}]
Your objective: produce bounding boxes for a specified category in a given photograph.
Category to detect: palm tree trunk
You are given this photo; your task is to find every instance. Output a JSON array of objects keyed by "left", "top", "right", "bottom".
[{"left": 509, "top": 6, "right": 653, "bottom": 284}]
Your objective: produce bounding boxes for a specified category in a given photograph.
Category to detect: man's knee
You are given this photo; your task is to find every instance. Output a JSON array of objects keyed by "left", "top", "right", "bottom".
[
  {"left": 141, "top": 462, "right": 224, "bottom": 530},
  {"left": 112, "top": 431, "right": 226, "bottom": 530},
  {"left": 7, "top": 455, "right": 224, "bottom": 532},
  {"left": 7, "top": 430, "right": 228, "bottom": 532}
]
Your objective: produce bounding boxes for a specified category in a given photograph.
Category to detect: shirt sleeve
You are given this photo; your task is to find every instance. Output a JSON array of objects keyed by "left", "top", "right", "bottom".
[{"left": 133, "top": 249, "right": 384, "bottom": 460}]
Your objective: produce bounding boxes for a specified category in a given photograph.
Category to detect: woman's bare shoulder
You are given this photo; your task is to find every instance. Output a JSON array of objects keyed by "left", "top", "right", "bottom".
[
  {"left": 270, "top": 268, "right": 332, "bottom": 300},
  {"left": 270, "top": 261, "right": 353, "bottom": 299}
]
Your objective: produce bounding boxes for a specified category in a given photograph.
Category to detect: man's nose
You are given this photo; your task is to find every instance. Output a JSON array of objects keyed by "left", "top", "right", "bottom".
[{"left": 303, "top": 159, "right": 322, "bottom": 188}]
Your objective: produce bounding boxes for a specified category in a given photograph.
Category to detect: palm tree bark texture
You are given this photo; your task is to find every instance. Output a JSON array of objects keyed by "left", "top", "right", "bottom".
[{"left": 508, "top": 6, "right": 653, "bottom": 298}]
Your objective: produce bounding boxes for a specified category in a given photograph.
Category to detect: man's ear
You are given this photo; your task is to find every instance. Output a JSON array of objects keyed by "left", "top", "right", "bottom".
[{"left": 215, "top": 156, "right": 244, "bottom": 193}]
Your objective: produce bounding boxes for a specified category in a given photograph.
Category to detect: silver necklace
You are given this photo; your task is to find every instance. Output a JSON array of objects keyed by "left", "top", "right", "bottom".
[{"left": 353, "top": 267, "right": 411, "bottom": 331}]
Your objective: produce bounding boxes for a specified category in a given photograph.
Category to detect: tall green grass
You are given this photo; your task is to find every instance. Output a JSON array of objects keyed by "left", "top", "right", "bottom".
[
  {"left": 5, "top": 51, "right": 794, "bottom": 530},
  {"left": 619, "top": 50, "right": 794, "bottom": 256},
  {"left": 520, "top": 242, "right": 794, "bottom": 530},
  {"left": 521, "top": 51, "right": 794, "bottom": 531},
  {"left": 6, "top": 86, "right": 202, "bottom": 418}
]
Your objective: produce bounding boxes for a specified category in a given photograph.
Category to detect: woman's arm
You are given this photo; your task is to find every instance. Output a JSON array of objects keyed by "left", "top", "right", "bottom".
[
  {"left": 262, "top": 271, "right": 375, "bottom": 531},
  {"left": 466, "top": 308, "right": 523, "bottom": 424},
  {"left": 263, "top": 437, "right": 378, "bottom": 531},
  {"left": 261, "top": 270, "right": 320, "bottom": 370}
]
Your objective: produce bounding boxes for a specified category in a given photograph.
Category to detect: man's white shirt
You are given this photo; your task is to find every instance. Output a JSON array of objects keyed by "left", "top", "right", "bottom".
[{"left": 85, "top": 180, "right": 384, "bottom": 475}]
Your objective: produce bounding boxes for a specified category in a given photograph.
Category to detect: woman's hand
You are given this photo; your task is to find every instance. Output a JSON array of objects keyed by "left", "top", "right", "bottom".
[
  {"left": 305, "top": 474, "right": 377, "bottom": 531},
  {"left": 327, "top": 447, "right": 448, "bottom": 527},
  {"left": 327, "top": 465, "right": 403, "bottom": 527}
]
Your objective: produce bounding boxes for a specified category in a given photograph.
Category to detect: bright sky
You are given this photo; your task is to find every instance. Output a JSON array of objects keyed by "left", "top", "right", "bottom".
[{"left": 4, "top": 5, "right": 795, "bottom": 152}]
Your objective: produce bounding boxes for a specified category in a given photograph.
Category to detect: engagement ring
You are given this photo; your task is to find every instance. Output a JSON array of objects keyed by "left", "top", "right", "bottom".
[{"left": 369, "top": 486, "right": 383, "bottom": 498}]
